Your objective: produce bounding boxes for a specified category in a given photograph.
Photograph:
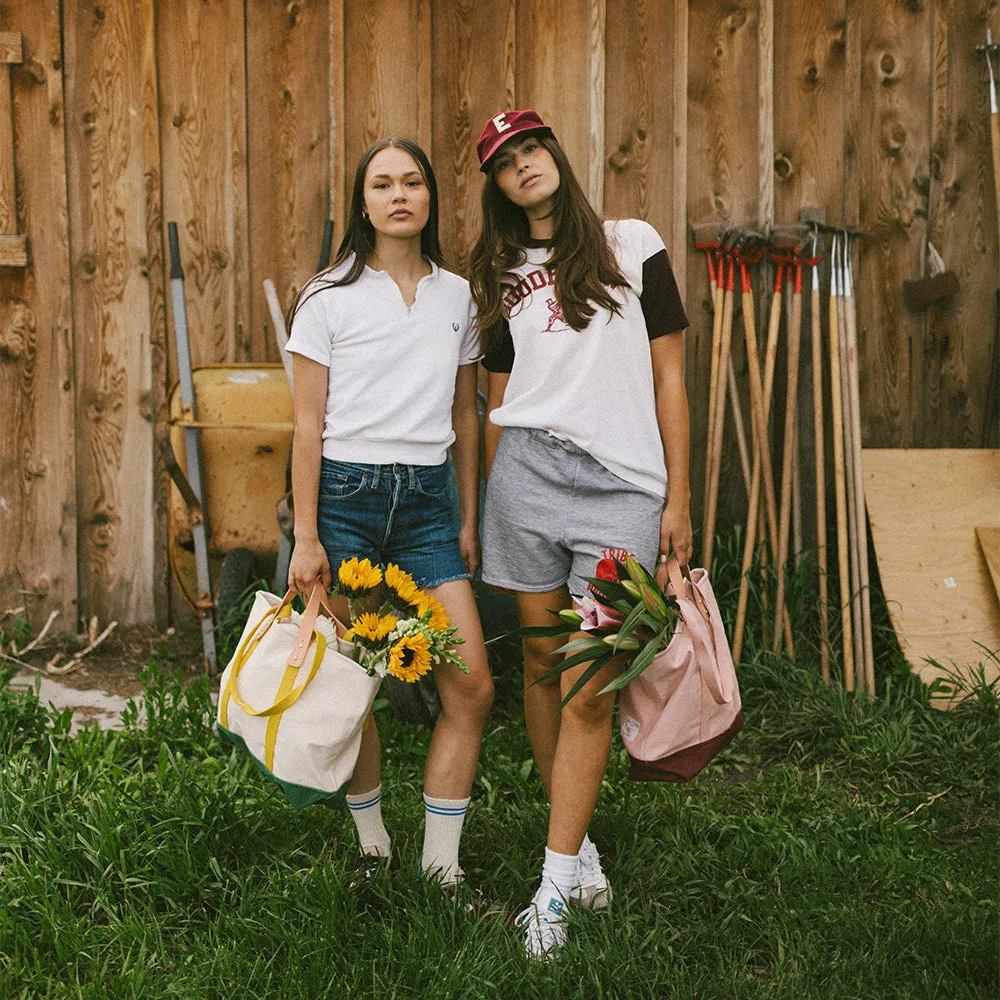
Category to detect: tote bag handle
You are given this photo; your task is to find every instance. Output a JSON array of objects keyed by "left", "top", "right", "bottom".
[
  {"left": 225, "top": 584, "right": 349, "bottom": 719},
  {"left": 659, "top": 558, "right": 734, "bottom": 705}
]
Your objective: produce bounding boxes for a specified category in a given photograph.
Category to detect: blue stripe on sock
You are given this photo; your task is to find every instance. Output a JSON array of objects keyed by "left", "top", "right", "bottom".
[
  {"left": 348, "top": 793, "right": 381, "bottom": 811},
  {"left": 424, "top": 803, "right": 467, "bottom": 816}
]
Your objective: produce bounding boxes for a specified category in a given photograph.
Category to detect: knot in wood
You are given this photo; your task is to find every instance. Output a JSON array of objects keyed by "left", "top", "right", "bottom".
[
  {"left": 944, "top": 180, "right": 961, "bottom": 206},
  {"left": 879, "top": 52, "right": 897, "bottom": 81},
  {"left": 0, "top": 300, "right": 34, "bottom": 361},
  {"left": 34, "top": 576, "right": 51, "bottom": 596},
  {"left": 286, "top": 2, "right": 301, "bottom": 27},
  {"left": 25, "top": 60, "right": 46, "bottom": 85},
  {"left": 210, "top": 248, "right": 230, "bottom": 271},
  {"left": 81, "top": 109, "right": 97, "bottom": 135},
  {"left": 774, "top": 154, "right": 794, "bottom": 181},
  {"left": 94, "top": 6, "right": 106, "bottom": 23},
  {"left": 78, "top": 252, "right": 97, "bottom": 277},
  {"left": 804, "top": 62, "right": 819, "bottom": 87},
  {"left": 25, "top": 463, "right": 46, "bottom": 479},
  {"left": 882, "top": 119, "right": 907, "bottom": 156},
  {"left": 726, "top": 10, "right": 747, "bottom": 33}
]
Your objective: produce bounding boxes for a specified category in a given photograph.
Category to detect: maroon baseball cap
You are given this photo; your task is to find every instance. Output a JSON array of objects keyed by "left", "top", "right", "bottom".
[{"left": 476, "top": 109, "right": 554, "bottom": 171}]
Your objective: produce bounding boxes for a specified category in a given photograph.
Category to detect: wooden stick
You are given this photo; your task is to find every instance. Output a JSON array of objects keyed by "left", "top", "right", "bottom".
[
  {"left": 741, "top": 261, "right": 782, "bottom": 621},
  {"left": 839, "top": 238, "right": 864, "bottom": 693},
  {"left": 829, "top": 236, "right": 856, "bottom": 692},
  {"left": 727, "top": 355, "right": 752, "bottom": 496},
  {"left": 844, "top": 237, "right": 875, "bottom": 695},
  {"left": 810, "top": 256, "right": 830, "bottom": 685},
  {"left": 10, "top": 609, "right": 59, "bottom": 657},
  {"left": 703, "top": 249, "right": 724, "bottom": 518},
  {"left": 732, "top": 262, "right": 784, "bottom": 661},
  {"left": 773, "top": 261, "right": 803, "bottom": 651},
  {"left": 703, "top": 252, "right": 735, "bottom": 572}
]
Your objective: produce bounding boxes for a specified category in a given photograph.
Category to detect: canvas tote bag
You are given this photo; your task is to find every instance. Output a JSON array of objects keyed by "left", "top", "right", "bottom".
[
  {"left": 619, "top": 558, "right": 743, "bottom": 782},
  {"left": 217, "top": 584, "right": 381, "bottom": 808}
]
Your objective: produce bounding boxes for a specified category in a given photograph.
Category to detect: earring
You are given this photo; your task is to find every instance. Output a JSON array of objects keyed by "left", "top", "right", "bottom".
[{"left": 362, "top": 210, "right": 369, "bottom": 221}]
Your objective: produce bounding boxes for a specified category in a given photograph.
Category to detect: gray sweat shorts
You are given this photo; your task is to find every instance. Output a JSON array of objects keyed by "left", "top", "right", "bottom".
[{"left": 482, "top": 426, "right": 665, "bottom": 598}]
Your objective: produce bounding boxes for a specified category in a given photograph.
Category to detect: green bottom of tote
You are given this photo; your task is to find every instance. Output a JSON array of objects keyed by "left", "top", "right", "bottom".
[{"left": 217, "top": 723, "right": 348, "bottom": 811}]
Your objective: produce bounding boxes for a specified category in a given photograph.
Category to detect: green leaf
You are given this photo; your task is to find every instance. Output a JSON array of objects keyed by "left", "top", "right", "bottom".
[
  {"left": 581, "top": 576, "right": 631, "bottom": 605},
  {"left": 526, "top": 643, "right": 615, "bottom": 689},
  {"left": 614, "top": 599, "right": 650, "bottom": 653},
  {"left": 558, "top": 653, "right": 614, "bottom": 710},
  {"left": 598, "top": 633, "right": 664, "bottom": 694},
  {"left": 553, "top": 636, "right": 607, "bottom": 657},
  {"left": 503, "top": 622, "right": 574, "bottom": 639}
]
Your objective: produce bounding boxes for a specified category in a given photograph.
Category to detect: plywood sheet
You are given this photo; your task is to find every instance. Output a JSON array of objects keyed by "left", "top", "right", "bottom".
[
  {"left": 863, "top": 449, "right": 1000, "bottom": 703},
  {"left": 976, "top": 527, "right": 1000, "bottom": 604}
]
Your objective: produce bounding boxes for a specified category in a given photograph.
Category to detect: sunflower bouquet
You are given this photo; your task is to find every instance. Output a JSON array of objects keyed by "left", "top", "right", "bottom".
[{"left": 331, "top": 558, "right": 467, "bottom": 683}]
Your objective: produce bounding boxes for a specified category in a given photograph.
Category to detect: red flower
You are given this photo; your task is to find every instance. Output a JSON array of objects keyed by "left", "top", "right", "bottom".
[{"left": 594, "top": 548, "right": 633, "bottom": 583}]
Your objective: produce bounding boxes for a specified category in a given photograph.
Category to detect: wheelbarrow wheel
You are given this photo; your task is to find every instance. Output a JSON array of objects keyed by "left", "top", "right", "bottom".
[
  {"left": 380, "top": 673, "right": 441, "bottom": 725},
  {"left": 217, "top": 548, "right": 258, "bottom": 623}
]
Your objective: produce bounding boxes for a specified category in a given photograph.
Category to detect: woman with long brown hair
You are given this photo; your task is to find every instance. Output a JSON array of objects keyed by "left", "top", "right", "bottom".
[
  {"left": 470, "top": 111, "right": 692, "bottom": 958},
  {"left": 286, "top": 138, "right": 493, "bottom": 890}
]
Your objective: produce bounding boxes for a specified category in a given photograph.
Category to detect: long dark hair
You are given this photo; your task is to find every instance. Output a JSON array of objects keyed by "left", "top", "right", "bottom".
[
  {"left": 289, "top": 138, "right": 444, "bottom": 326},
  {"left": 469, "top": 133, "right": 628, "bottom": 351}
]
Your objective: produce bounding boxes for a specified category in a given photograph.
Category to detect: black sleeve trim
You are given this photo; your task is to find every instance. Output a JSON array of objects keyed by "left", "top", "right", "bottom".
[
  {"left": 480, "top": 318, "right": 515, "bottom": 373},
  {"left": 641, "top": 248, "right": 689, "bottom": 341}
]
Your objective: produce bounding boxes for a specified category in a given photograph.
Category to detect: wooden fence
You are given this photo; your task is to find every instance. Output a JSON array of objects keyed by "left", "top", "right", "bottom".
[{"left": 1, "top": 0, "right": 997, "bottom": 630}]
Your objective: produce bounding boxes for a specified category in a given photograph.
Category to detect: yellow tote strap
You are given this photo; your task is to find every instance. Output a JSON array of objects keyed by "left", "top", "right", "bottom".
[
  {"left": 219, "top": 600, "right": 292, "bottom": 727},
  {"left": 226, "top": 630, "right": 326, "bottom": 719},
  {"left": 261, "top": 634, "right": 327, "bottom": 769}
]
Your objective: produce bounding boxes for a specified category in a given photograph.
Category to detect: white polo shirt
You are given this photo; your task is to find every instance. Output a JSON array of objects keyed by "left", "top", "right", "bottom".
[{"left": 286, "top": 257, "right": 480, "bottom": 466}]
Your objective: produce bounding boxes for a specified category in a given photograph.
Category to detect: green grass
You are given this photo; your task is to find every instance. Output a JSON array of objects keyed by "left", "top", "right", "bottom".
[{"left": 1, "top": 530, "right": 997, "bottom": 999}]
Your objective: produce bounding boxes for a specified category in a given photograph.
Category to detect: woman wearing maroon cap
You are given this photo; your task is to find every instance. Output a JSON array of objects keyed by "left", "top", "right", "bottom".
[{"left": 470, "top": 110, "right": 692, "bottom": 958}]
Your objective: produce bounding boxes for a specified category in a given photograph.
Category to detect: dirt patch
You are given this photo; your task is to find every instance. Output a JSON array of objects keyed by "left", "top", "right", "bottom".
[{"left": 6, "top": 618, "right": 207, "bottom": 699}]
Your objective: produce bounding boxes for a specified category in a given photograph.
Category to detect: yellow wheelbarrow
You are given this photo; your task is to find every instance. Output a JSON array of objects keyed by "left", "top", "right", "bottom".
[
  {"left": 159, "top": 222, "right": 294, "bottom": 673},
  {"left": 159, "top": 364, "right": 293, "bottom": 672}
]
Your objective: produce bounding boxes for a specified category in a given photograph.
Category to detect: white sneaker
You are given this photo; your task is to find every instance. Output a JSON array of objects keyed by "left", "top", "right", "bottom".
[
  {"left": 514, "top": 882, "right": 568, "bottom": 960},
  {"left": 572, "top": 840, "right": 612, "bottom": 910}
]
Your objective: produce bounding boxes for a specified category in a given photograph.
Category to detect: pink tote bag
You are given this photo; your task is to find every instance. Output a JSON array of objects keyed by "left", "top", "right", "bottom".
[{"left": 618, "top": 558, "right": 744, "bottom": 782}]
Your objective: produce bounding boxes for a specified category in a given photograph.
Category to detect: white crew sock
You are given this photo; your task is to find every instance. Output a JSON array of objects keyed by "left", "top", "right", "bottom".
[
  {"left": 541, "top": 847, "right": 580, "bottom": 901},
  {"left": 421, "top": 793, "right": 470, "bottom": 885},
  {"left": 345, "top": 785, "right": 391, "bottom": 858}
]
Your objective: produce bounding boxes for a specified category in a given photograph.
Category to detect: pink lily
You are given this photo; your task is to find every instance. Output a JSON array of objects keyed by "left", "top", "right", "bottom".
[{"left": 577, "top": 595, "right": 625, "bottom": 632}]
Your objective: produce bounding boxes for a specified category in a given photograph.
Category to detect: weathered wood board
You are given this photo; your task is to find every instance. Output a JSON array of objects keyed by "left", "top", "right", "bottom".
[
  {"left": 976, "top": 526, "right": 1000, "bottom": 604},
  {"left": 0, "top": 4, "right": 76, "bottom": 630},
  {"left": 863, "top": 449, "right": 1000, "bottom": 703}
]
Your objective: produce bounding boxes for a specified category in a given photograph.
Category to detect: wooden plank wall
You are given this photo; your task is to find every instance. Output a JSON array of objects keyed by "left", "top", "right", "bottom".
[{"left": 1, "top": 0, "right": 997, "bottom": 629}]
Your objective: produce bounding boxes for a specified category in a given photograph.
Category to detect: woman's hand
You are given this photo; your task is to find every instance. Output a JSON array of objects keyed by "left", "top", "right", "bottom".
[
  {"left": 659, "top": 501, "right": 693, "bottom": 567},
  {"left": 288, "top": 537, "right": 332, "bottom": 595},
  {"left": 458, "top": 521, "right": 481, "bottom": 580}
]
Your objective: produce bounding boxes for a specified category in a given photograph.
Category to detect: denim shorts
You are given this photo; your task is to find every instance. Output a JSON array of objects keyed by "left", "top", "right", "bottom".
[
  {"left": 482, "top": 427, "right": 664, "bottom": 598},
  {"left": 316, "top": 457, "right": 469, "bottom": 589}
]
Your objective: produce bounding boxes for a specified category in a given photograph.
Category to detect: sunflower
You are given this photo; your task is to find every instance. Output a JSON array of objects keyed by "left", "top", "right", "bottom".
[
  {"left": 348, "top": 612, "right": 398, "bottom": 643},
  {"left": 384, "top": 563, "right": 421, "bottom": 608},
  {"left": 386, "top": 633, "right": 432, "bottom": 683},
  {"left": 415, "top": 593, "right": 451, "bottom": 630},
  {"left": 337, "top": 557, "right": 383, "bottom": 595}
]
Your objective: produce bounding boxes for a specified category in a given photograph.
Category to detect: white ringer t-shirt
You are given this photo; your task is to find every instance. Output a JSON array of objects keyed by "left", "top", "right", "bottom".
[
  {"left": 286, "top": 257, "right": 480, "bottom": 467},
  {"left": 482, "top": 219, "right": 688, "bottom": 498}
]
